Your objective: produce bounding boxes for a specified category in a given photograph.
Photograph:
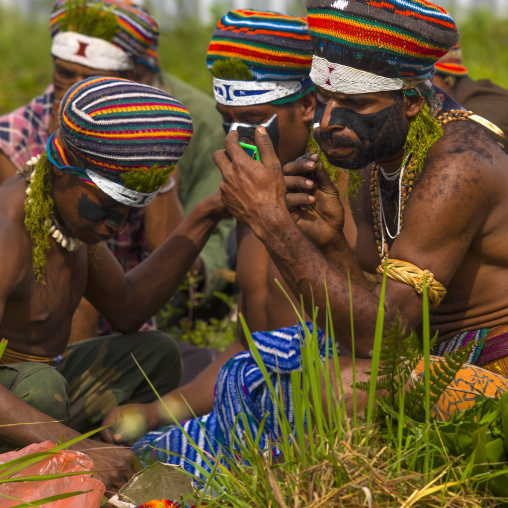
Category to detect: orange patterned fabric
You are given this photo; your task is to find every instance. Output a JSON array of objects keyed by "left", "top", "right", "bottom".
[{"left": 413, "top": 356, "right": 508, "bottom": 421}]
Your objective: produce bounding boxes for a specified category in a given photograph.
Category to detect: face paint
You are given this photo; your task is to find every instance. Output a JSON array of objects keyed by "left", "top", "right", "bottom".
[
  {"left": 313, "top": 96, "right": 408, "bottom": 170},
  {"left": 313, "top": 96, "right": 392, "bottom": 142},
  {"left": 229, "top": 114, "right": 280, "bottom": 155},
  {"left": 222, "top": 121, "right": 232, "bottom": 135},
  {"left": 78, "top": 194, "right": 126, "bottom": 229}
]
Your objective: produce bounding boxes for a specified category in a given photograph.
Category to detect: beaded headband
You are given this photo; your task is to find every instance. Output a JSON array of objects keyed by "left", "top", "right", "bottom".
[
  {"left": 213, "top": 77, "right": 303, "bottom": 106},
  {"left": 310, "top": 55, "right": 429, "bottom": 95},
  {"left": 51, "top": 31, "right": 133, "bottom": 71}
]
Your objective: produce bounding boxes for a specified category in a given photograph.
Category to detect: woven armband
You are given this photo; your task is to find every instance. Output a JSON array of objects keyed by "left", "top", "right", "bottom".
[{"left": 376, "top": 259, "right": 446, "bottom": 308}]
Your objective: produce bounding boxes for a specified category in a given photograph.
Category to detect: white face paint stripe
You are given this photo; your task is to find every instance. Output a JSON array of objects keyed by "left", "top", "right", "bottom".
[
  {"left": 230, "top": 114, "right": 278, "bottom": 132},
  {"left": 213, "top": 77, "right": 302, "bottom": 106},
  {"left": 86, "top": 169, "right": 159, "bottom": 208}
]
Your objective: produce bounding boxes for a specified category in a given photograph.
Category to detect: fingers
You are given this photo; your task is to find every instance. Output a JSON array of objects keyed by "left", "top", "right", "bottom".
[
  {"left": 100, "top": 426, "right": 115, "bottom": 444},
  {"left": 254, "top": 126, "right": 279, "bottom": 168},
  {"left": 285, "top": 176, "right": 315, "bottom": 193},
  {"left": 286, "top": 193, "right": 316, "bottom": 209},
  {"left": 213, "top": 149, "right": 233, "bottom": 177},
  {"left": 222, "top": 129, "right": 251, "bottom": 164},
  {"left": 283, "top": 153, "right": 319, "bottom": 177}
]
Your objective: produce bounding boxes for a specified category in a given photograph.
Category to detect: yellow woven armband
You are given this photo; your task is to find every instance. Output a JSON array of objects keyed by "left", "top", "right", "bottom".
[{"left": 376, "top": 259, "right": 446, "bottom": 308}]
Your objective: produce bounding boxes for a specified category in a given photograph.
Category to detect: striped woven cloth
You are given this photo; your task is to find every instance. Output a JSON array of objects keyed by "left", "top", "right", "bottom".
[
  {"left": 434, "top": 43, "right": 469, "bottom": 77},
  {"left": 132, "top": 323, "right": 332, "bottom": 480},
  {"left": 306, "top": 0, "right": 459, "bottom": 80}
]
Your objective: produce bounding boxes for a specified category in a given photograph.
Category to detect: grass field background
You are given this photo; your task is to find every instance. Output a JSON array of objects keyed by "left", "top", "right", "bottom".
[{"left": 0, "top": 8, "right": 507, "bottom": 115}]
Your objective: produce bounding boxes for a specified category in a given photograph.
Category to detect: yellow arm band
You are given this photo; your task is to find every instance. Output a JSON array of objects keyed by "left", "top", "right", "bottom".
[{"left": 376, "top": 259, "right": 446, "bottom": 308}]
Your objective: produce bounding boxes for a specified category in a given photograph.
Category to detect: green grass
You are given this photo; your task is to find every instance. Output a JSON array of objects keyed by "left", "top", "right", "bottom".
[{"left": 0, "top": 9, "right": 507, "bottom": 115}]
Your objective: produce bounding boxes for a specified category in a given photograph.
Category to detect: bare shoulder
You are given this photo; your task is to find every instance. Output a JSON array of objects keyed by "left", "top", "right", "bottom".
[{"left": 0, "top": 151, "right": 18, "bottom": 185}]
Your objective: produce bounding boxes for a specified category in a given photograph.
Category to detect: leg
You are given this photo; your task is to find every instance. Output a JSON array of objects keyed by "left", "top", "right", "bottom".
[
  {"left": 0, "top": 363, "right": 69, "bottom": 449},
  {"left": 60, "top": 331, "right": 182, "bottom": 433},
  {"left": 321, "top": 356, "right": 371, "bottom": 418}
]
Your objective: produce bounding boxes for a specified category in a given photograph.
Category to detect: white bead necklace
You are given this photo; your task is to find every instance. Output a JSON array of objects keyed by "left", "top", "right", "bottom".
[{"left": 24, "top": 155, "right": 82, "bottom": 253}]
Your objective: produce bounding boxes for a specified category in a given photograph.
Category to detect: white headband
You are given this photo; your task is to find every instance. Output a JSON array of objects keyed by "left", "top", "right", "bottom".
[
  {"left": 86, "top": 169, "right": 159, "bottom": 207},
  {"left": 213, "top": 77, "right": 302, "bottom": 106},
  {"left": 51, "top": 32, "right": 133, "bottom": 71},
  {"left": 310, "top": 55, "right": 426, "bottom": 94}
]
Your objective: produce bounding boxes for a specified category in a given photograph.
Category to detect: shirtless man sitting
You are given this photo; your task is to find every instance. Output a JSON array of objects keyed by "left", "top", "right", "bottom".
[
  {"left": 101, "top": 9, "right": 356, "bottom": 446},
  {"left": 0, "top": 77, "right": 226, "bottom": 494},
  {"left": 216, "top": 0, "right": 508, "bottom": 396}
]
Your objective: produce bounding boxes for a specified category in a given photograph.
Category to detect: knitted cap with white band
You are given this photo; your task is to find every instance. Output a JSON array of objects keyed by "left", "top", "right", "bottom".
[
  {"left": 51, "top": 31, "right": 134, "bottom": 71},
  {"left": 310, "top": 55, "right": 428, "bottom": 95},
  {"left": 86, "top": 169, "right": 159, "bottom": 207},
  {"left": 213, "top": 77, "right": 303, "bottom": 107}
]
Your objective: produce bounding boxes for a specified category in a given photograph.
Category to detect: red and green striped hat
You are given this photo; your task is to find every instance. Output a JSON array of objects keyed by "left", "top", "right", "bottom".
[
  {"left": 49, "top": 77, "right": 192, "bottom": 207},
  {"left": 306, "top": 0, "right": 459, "bottom": 94},
  {"left": 434, "top": 43, "right": 468, "bottom": 77},
  {"left": 207, "top": 10, "right": 314, "bottom": 105},
  {"left": 50, "top": 0, "right": 159, "bottom": 71}
]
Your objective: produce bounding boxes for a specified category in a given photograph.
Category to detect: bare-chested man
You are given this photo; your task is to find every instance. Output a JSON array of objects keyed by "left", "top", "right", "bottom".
[
  {"left": 101, "top": 10, "right": 355, "bottom": 449},
  {"left": 0, "top": 77, "right": 226, "bottom": 495},
  {"left": 215, "top": 0, "right": 508, "bottom": 393}
]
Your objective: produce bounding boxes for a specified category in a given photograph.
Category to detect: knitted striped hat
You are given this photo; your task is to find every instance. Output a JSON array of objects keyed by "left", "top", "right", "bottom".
[
  {"left": 434, "top": 43, "right": 468, "bottom": 77},
  {"left": 49, "top": 77, "right": 192, "bottom": 207},
  {"left": 207, "top": 9, "right": 314, "bottom": 106},
  {"left": 50, "top": 0, "right": 159, "bottom": 71},
  {"left": 306, "top": 0, "right": 459, "bottom": 94}
]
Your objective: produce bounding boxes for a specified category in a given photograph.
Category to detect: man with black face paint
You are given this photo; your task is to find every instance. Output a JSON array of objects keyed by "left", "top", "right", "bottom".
[
  {"left": 215, "top": 0, "right": 508, "bottom": 417},
  {"left": 101, "top": 10, "right": 355, "bottom": 451}
]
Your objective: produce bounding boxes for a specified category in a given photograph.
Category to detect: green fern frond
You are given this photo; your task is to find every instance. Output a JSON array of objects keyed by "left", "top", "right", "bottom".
[
  {"left": 121, "top": 164, "right": 175, "bottom": 193},
  {"left": 407, "top": 340, "right": 477, "bottom": 421},
  {"left": 58, "top": 0, "right": 119, "bottom": 41},
  {"left": 211, "top": 58, "right": 254, "bottom": 80}
]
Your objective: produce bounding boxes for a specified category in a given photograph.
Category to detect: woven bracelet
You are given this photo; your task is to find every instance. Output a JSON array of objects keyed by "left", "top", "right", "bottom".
[{"left": 376, "top": 259, "right": 446, "bottom": 308}]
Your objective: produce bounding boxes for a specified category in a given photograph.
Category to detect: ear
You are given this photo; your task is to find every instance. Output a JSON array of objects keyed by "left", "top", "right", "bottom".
[
  {"left": 404, "top": 94, "right": 425, "bottom": 119},
  {"left": 301, "top": 91, "right": 316, "bottom": 123},
  {"left": 52, "top": 164, "right": 64, "bottom": 177}
]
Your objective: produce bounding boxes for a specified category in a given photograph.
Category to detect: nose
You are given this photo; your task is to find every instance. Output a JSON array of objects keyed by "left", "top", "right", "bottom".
[{"left": 318, "top": 98, "right": 345, "bottom": 132}]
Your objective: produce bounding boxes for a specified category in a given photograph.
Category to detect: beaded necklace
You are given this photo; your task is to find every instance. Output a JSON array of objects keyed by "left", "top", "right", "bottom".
[
  {"left": 370, "top": 109, "right": 471, "bottom": 260},
  {"left": 24, "top": 155, "right": 82, "bottom": 253}
]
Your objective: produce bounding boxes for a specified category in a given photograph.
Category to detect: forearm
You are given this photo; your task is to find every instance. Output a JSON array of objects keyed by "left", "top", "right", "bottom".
[
  {"left": 157, "top": 340, "right": 246, "bottom": 423},
  {"left": 118, "top": 201, "right": 220, "bottom": 331},
  {"left": 0, "top": 384, "right": 81, "bottom": 447},
  {"left": 253, "top": 212, "right": 383, "bottom": 356}
]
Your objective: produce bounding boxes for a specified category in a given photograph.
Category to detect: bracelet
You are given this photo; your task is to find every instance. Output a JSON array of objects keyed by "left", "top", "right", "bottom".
[
  {"left": 376, "top": 258, "right": 446, "bottom": 308},
  {"left": 158, "top": 177, "right": 176, "bottom": 194}
]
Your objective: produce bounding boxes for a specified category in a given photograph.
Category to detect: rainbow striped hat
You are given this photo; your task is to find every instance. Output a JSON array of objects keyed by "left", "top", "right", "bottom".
[
  {"left": 50, "top": 0, "right": 159, "bottom": 71},
  {"left": 434, "top": 44, "right": 468, "bottom": 77},
  {"left": 306, "top": 0, "right": 459, "bottom": 95},
  {"left": 49, "top": 77, "right": 192, "bottom": 207},
  {"left": 207, "top": 10, "right": 314, "bottom": 106}
]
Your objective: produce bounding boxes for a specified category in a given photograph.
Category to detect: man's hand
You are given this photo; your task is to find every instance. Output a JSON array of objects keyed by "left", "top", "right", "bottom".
[
  {"left": 74, "top": 439, "right": 140, "bottom": 496},
  {"left": 214, "top": 128, "right": 310, "bottom": 235},
  {"left": 203, "top": 188, "right": 233, "bottom": 222},
  {"left": 284, "top": 154, "right": 346, "bottom": 250},
  {"left": 101, "top": 403, "right": 160, "bottom": 446}
]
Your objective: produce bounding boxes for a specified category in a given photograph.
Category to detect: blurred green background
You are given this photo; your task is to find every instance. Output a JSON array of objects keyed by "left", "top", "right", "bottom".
[{"left": 0, "top": 7, "right": 507, "bottom": 115}]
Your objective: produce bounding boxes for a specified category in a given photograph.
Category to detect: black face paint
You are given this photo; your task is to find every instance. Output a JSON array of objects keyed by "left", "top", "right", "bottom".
[
  {"left": 78, "top": 194, "right": 126, "bottom": 229},
  {"left": 229, "top": 114, "right": 280, "bottom": 156},
  {"left": 313, "top": 97, "right": 392, "bottom": 142},
  {"left": 313, "top": 96, "right": 409, "bottom": 170},
  {"left": 222, "top": 121, "right": 232, "bottom": 135}
]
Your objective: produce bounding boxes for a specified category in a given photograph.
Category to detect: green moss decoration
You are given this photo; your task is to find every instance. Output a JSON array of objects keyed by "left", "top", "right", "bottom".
[
  {"left": 58, "top": 0, "right": 120, "bottom": 41},
  {"left": 306, "top": 130, "right": 363, "bottom": 203},
  {"left": 24, "top": 154, "right": 55, "bottom": 283},
  {"left": 403, "top": 103, "right": 443, "bottom": 176},
  {"left": 122, "top": 164, "right": 175, "bottom": 193},
  {"left": 211, "top": 58, "right": 254, "bottom": 81}
]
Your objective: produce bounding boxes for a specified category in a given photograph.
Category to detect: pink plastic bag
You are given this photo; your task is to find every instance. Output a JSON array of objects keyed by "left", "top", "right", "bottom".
[{"left": 0, "top": 441, "right": 106, "bottom": 507}]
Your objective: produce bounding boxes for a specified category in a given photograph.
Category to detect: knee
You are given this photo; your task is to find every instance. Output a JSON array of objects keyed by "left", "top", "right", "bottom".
[{"left": 12, "top": 365, "right": 69, "bottom": 423}]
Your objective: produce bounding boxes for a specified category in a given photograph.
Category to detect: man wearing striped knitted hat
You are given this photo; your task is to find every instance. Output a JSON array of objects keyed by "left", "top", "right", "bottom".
[
  {"left": 215, "top": 0, "right": 508, "bottom": 411},
  {"left": 0, "top": 77, "right": 228, "bottom": 495},
  {"left": 433, "top": 43, "right": 508, "bottom": 152}
]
